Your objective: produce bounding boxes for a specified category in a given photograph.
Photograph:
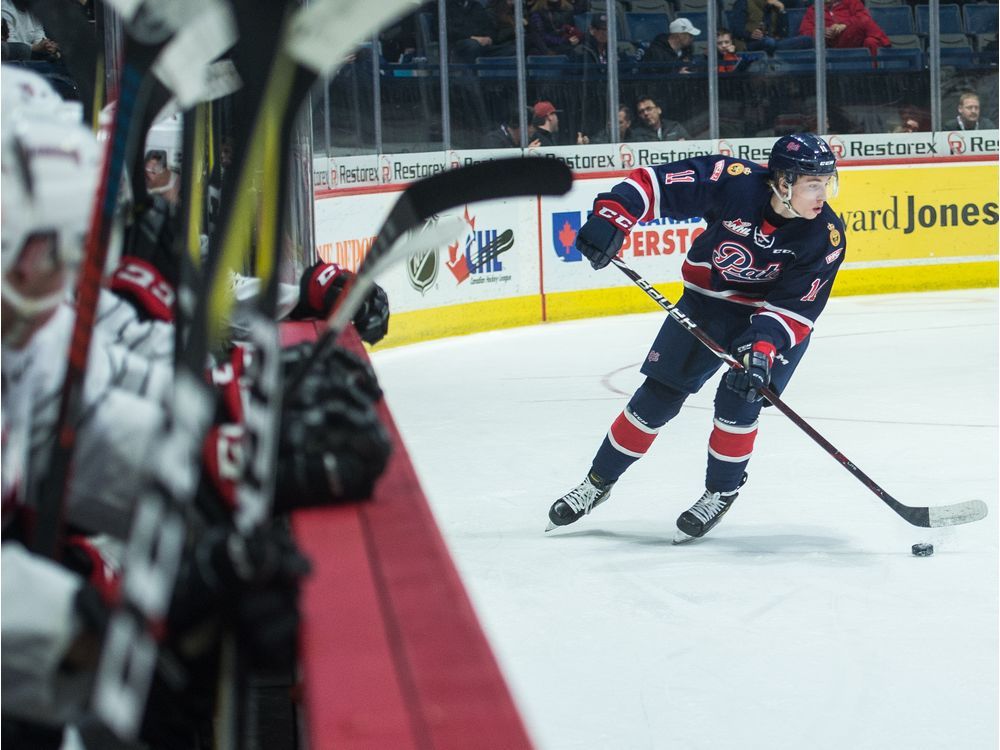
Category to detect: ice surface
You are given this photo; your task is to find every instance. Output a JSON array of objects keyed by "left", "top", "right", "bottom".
[{"left": 371, "top": 289, "right": 999, "bottom": 750}]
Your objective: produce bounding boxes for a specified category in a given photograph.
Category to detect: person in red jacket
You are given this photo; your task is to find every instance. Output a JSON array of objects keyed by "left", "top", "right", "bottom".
[{"left": 798, "top": 0, "right": 890, "bottom": 56}]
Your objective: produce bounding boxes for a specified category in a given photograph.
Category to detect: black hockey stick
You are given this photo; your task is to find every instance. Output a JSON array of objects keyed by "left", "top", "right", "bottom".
[
  {"left": 31, "top": 0, "right": 236, "bottom": 560},
  {"left": 609, "top": 256, "right": 988, "bottom": 529},
  {"left": 288, "top": 157, "right": 574, "bottom": 393}
]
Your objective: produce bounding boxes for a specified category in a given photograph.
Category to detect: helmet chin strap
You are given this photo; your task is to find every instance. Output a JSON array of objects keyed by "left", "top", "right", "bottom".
[{"left": 769, "top": 178, "right": 804, "bottom": 219}]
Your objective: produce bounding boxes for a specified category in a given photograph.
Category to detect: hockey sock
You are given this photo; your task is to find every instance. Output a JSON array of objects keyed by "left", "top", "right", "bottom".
[
  {"left": 591, "top": 378, "right": 686, "bottom": 483},
  {"left": 705, "top": 418, "right": 758, "bottom": 492}
]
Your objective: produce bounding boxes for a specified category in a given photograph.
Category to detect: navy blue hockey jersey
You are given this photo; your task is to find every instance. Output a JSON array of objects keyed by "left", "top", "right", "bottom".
[{"left": 599, "top": 156, "right": 846, "bottom": 352}]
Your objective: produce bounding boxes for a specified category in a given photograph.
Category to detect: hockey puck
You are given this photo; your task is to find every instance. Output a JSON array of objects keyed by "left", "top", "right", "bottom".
[{"left": 911, "top": 543, "right": 934, "bottom": 557}]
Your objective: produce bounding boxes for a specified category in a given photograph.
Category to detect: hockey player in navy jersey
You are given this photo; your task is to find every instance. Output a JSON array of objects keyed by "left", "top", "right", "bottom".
[{"left": 546, "top": 133, "right": 846, "bottom": 542}]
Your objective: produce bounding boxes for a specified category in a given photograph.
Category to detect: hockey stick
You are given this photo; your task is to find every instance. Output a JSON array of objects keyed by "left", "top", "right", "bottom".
[
  {"left": 31, "top": 0, "right": 236, "bottom": 560},
  {"left": 609, "top": 256, "right": 988, "bottom": 529},
  {"left": 288, "top": 157, "right": 574, "bottom": 392}
]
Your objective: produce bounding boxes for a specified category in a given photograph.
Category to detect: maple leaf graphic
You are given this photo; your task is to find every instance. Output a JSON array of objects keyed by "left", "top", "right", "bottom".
[{"left": 558, "top": 220, "right": 577, "bottom": 254}]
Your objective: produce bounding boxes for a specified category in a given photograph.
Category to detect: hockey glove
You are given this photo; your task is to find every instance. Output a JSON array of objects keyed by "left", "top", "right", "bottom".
[
  {"left": 576, "top": 199, "right": 636, "bottom": 270},
  {"left": 289, "top": 262, "right": 390, "bottom": 345},
  {"left": 725, "top": 336, "right": 777, "bottom": 403},
  {"left": 275, "top": 342, "right": 392, "bottom": 509},
  {"left": 169, "top": 524, "right": 310, "bottom": 670}
]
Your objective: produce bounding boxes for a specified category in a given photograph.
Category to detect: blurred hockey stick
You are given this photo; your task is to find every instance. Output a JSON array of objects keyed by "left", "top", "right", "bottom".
[
  {"left": 287, "top": 157, "right": 575, "bottom": 393},
  {"left": 609, "top": 256, "right": 988, "bottom": 529},
  {"left": 31, "top": 0, "right": 236, "bottom": 560}
]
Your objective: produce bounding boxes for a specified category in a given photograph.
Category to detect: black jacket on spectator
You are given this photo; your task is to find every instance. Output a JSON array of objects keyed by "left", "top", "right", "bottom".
[
  {"left": 643, "top": 34, "right": 694, "bottom": 66},
  {"left": 442, "top": 0, "right": 497, "bottom": 43},
  {"left": 532, "top": 127, "right": 557, "bottom": 147}
]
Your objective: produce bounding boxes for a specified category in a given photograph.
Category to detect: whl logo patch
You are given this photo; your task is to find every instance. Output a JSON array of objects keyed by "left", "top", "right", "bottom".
[
  {"left": 552, "top": 211, "right": 583, "bottom": 262},
  {"left": 723, "top": 218, "right": 752, "bottom": 237}
]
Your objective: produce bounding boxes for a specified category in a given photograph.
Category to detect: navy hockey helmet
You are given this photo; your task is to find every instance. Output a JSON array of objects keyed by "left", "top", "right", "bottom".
[
  {"left": 768, "top": 133, "right": 838, "bottom": 215},
  {"left": 768, "top": 133, "right": 837, "bottom": 180}
]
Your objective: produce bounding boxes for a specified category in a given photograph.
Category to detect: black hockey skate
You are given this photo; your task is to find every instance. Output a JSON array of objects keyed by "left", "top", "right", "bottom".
[
  {"left": 545, "top": 472, "right": 615, "bottom": 532},
  {"left": 673, "top": 473, "right": 748, "bottom": 544}
]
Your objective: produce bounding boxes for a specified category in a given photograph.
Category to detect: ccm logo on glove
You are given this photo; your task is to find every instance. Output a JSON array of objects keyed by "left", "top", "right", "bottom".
[{"left": 595, "top": 200, "right": 638, "bottom": 230}]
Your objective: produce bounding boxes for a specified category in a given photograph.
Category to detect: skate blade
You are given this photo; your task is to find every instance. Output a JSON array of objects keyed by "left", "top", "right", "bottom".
[
  {"left": 545, "top": 520, "right": 558, "bottom": 533},
  {"left": 672, "top": 529, "right": 699, "bottom": 545}
]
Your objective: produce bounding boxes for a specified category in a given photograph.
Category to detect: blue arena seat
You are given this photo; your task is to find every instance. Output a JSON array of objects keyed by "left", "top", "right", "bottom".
[
  {"left": 876, "top": 47, "right": 923, "bottom": 70},
  {"left": 625, "top": 12, "right": 670, "bottom": 43},
  {"left": 963, "top": 3, "right": 999, "bottom": 35},
  {"left": 475, "top": 56, "right": 517, "bottom": 78},
  {"left": 827, "top": 48, "right": 875, "bottom": 70},
  {"left": 869, "top": 6, "right": 915, "bottom": 35},
  {"left": 915, "top": 4, "right": 964, "bottom": 35},
  {"left": 785, "top": 7, "right": 808, "bottom": 35}
]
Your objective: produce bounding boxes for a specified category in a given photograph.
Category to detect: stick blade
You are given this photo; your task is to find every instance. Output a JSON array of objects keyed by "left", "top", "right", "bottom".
[
  {"left": 926, "top": 499, "right": 989, "bottom": 528},
  {"left": 408, "top": 157, "right": 573, "bottom": 219}
]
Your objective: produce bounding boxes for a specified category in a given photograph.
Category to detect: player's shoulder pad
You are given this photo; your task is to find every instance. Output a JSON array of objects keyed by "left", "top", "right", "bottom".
[{"left": 703, "top": 156, "right": 766, "bottom": 184}]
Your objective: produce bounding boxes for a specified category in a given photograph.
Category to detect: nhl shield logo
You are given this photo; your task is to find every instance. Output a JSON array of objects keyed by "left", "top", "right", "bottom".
[
  {"left": 407, "top": 232, "right": 439, "bottom": 294},
  {"left": 552, "top": 211, "right": 583, "bottom": 262}
]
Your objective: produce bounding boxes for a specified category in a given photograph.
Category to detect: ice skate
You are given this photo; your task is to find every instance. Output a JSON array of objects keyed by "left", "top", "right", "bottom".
[
  {"left": 545, "top": 472, "right": 615, "bottom": 532},
  {"left": 673, "top": 474, "right": 748, "bottom": 544}
]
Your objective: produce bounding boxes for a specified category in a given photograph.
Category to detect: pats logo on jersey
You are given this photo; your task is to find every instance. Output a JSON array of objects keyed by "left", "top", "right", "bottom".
[
  {"left": 551, "top": 211, "right": 583, "bottom": 262},
  {"left": 723, "top": 218, "right": 752, "bottom": 237},
  {"left": 712, "top": 241, "right": 782, "bottom": 282}
]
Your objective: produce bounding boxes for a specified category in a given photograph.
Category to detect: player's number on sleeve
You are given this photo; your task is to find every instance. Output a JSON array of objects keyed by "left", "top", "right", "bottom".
[{"left": 118, "top": 262, "right": 176, "bottom": 308}]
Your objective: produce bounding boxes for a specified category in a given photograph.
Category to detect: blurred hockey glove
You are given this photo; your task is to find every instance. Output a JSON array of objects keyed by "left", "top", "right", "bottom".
[
  {"left": 725, "top": 334, "right": 777, "bottom": 403},
  {"left": 576, "top": 199, "right": 636, "bottom": 270},
  {"left": 289, "top": 262, "right": 390, "bottom": 345},
  {"left": 110, "top": 256, "right": 176, "bottom": 322},
  {"left": 170, "top": 524, "right": 311, "bottom": 670},
  {"left": 275, "top": 342, "right": 392, "bottom": 509}
]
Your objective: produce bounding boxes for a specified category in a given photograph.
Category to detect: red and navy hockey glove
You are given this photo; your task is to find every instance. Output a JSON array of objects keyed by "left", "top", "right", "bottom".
[
  {"left": 725, "top": 334, "right": 777, "bottom": 403},
  {"left": 576, "top": 199, "right": 637, "bottom": 270},
  {"left": 289, "top": 262, "right": 390, "bottom": 345}
]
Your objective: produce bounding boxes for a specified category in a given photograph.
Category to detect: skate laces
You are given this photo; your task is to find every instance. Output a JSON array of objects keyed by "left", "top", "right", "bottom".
[
  {"left": 564, "top": 479, "right": 603, "bottom": 515},
  {"left": 688, "top": 490, "right": 730, "bottom": 524}
]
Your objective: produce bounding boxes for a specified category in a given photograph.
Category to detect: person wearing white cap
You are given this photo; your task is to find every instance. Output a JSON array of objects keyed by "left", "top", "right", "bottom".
[{"left": 642, "top": 15, "right": 700, "bottom": 72}]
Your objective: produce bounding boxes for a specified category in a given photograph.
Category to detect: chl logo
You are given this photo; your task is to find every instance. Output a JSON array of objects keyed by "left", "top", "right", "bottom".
[
  {"left": 446, "top": 205, "right": 514, "bottom": 283},
  {"left": 712, "top": 242, "right": 781, "bottom": 282}
]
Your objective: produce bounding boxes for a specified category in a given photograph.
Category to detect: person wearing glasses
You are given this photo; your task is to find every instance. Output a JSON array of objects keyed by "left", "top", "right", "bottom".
[{"left": 631, "top": 95, "right": 690, "bottom": 142}]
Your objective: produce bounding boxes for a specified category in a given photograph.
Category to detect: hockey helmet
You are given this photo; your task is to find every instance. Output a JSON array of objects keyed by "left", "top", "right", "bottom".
[
  {"left": 768, "top": 133, "right": 838, "bottom": 213},
  {"left": 1, "top": 66, "right": 83, "bottom": 124},
  {"left": 768, "top": 133, "right": 837, "bottom": 180},
  {"left": 144, "top": 109, "right": 183, "bottom": 173},
  {"left": 1, "top": 111, "right": 101, "bottom": 321}
]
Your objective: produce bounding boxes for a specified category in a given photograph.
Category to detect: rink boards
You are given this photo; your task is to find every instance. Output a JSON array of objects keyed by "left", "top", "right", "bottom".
[{"left": 313, "top": 133, "right": 999, "bottom": 348}]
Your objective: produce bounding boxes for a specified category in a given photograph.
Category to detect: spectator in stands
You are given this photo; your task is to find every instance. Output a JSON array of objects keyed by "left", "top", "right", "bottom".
[
  {"left": 584, "top": 104, "right": 638, "bottom": 143},
  {"left": 487, "top": 0, "right": 521, "bottom": 55},
  {"left": 576, "top": 13, "right": 609, "bottom": 63},
  {"left": 730, "top": 0, "right": 811, "bottom": 54},
  {"left": 716, "top": 28, "right": 753, "bottom": 72},
  {"left": 443, "top": 0, "right": 515, "bottom": 64},
  {"left": 531, "top": 100, "right": 561, "bottom": 146},
  {"left": 955, "top": 92, "right": 996, "bottom": 131},
  {"left": 631, "top": 95, "right": 690, "bottom": 141},
  {"left": 797, "top": 0, "right": 889, "bottom": 57},
  {"left": 891, "top": 104, "right": 927, "bottom": 133},
  {"left": 482, "top": 108, "right": 540, "bottom": 148},
  {"left": 1, "top": 0, "right": 59, "bottom": 61},
  {"left": 642, "top": 17, "right": 700, "bottom": 73},
  {"left": 528, "top": 0, "right": 584, "bottom": 55}
]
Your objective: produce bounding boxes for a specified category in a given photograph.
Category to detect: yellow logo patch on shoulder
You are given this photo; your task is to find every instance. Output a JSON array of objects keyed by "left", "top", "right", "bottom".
[
  {"left": 726, "top": 162, "right": 750, "bottom": 176},
  {"left": 829, "top": 227, "right": 841, "bottom": 246}
]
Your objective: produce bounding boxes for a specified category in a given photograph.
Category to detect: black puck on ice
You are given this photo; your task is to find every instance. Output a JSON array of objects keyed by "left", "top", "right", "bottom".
[{"left": 911, "top": 543, "right": 934, "bottom": 557}]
